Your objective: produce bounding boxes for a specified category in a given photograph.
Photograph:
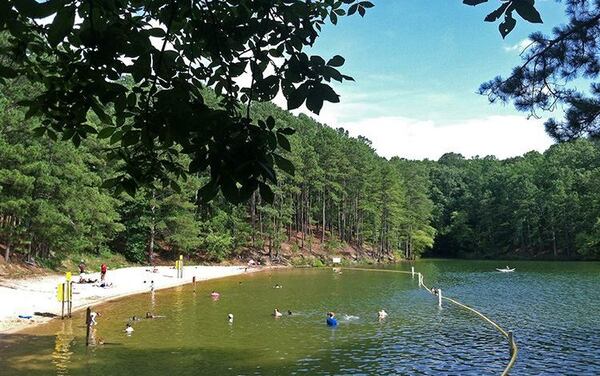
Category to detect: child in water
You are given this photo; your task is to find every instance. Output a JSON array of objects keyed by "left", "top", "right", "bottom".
[
  {"left": 124, "top": 323, "right": 134, "bottom": 334},
  {"left": 326, "top": 312, "right": 338, "bottom": 326},
  {"left": 273, "top": 308, "right": 283, "bottom": 318}
]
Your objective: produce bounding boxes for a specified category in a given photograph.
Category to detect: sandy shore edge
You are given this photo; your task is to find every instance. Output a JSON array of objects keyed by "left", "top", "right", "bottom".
[{"left": 0, "top": 265, "right": 268, "bottom": 334}]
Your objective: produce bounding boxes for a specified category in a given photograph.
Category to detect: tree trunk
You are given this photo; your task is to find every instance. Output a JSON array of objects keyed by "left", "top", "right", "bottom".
[
  {"left": 4, "top": 242, "right": 10, "bottom": 263},
  {"left": 322, "top": 190, "right": 326, "bottom": 243},
  {"left": 148, "top": 190, "right": 156, "bottom": 265},
  {"left": 251, "top": 192, "right": 256, "bottom": 247}
]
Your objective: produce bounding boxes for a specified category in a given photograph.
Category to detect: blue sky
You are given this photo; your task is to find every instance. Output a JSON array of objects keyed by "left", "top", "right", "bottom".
[{"left": 297, "top": 0, "right": 569, "bottom": 160}]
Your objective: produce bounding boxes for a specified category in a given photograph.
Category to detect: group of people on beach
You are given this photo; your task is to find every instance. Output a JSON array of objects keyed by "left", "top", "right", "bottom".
[{"left": 77, "top": 261, "right": 112, "bottom": 287}]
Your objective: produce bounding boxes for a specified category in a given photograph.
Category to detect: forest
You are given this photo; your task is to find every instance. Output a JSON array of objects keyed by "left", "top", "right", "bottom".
[{"left": 1, "top": 74, "right": 600, "bottom": 266}]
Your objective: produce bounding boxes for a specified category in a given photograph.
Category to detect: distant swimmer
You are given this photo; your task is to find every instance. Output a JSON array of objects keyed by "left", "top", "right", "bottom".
[
  {"left": 130, "top": 316, "right": 142, "bottom": 321},
  {"left": 227, "top": 313, "right": 234, "bottom": 323},
  {"left": 90, "top": 311, "right": 100, "bottom": 326},
  {"left": 210, "top": 291, "right": 220, "bottom": 299},
  {"left": 273, "top": 308, "right": 283, "bottom": 318},
  {"left": 273, "top": 284, "right": 282, "bottom": 289},
  {"left": 124, "top": 323, "right": 134, "bottom": 334},
  {"left": 326, "top": 312, "right": 338, "bottom": 327},
  {"left": 146, "top": 312, "right": 165, "bottom": 319},
  {"left": 287, "top": 310, "right": 293, "bottom": 316},
  {"left": 378, "top": 310, "right": 388, "bottom": 319}
]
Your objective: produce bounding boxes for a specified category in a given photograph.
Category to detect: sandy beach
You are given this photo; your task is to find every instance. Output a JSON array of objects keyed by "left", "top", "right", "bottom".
[{"left": 0, "top": 265, "right": 261, "bottom": 333}]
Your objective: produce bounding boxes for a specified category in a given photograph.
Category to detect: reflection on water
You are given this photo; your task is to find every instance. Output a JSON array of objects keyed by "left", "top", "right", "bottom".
[
  {"left": 52, "top": 321, "right": 74, "bottom": 375},
  {"left": 1, "top": 260, "right": 599, "bottom": 375}
]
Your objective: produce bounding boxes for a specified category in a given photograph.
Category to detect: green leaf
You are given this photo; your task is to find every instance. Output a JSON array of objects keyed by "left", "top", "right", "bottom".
[
  {"left": 198, "top": 180, "right": 219, "bottom": 202},
  {"left": 259, "top": 182, "right": 274, "bottom": 204},
  {"left": 273, "top": 154, "right": 295, "bottom": 176},
  {"left": 277, "top": 127, "right": 296, "bottom": 136},
  {"left": 266, "top": 116, "right": 275, "bottom": 130},
  {"left": 327, "top": 55, "right": 345, "bottom": 67},
  {"left": 122, "top": 131, "right": 141, "bottom": 147},
  {"left": 13, "top": 0, "right": 60, "bottom": 18},
  {"left": 32, "top": 127, "right": 46, "bottom": 137},
  {"left": 514, "top": 1, "right": 543, "bottom": 24},
  {"left": 277, "top": 133, "right": 291, "bottom": 152},
  {"left": 499, "top": 14, "right": 517, "bottom": 38},
  {"left": 97, "top": 127, "right": 116, "bottom": 139},
  {"left": 484, "top": 3, "right": 509, "bottom": 22},
  {"left": 90, "top": 100, "right": 114, "bottom": 125},
  {"left": 463, "top": 0, "right": 488, "bottom": 5},
  {"left": 47, "top": 6, "right": 75, "bottom": 47}
]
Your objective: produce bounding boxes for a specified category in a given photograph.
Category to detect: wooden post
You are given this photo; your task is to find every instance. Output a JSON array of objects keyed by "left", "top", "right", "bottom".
[
  {"left": 61, "top": 283, "right": 65, "bottom": 319},
  {"left": 192, "top": 276, "right": 196, "bottom": 292},
  {"left": 179, "top": 255, "right": 183, "bottom": 278},
  {"left": 68, "top": 282, "right": 73, "bottom": 318},
  {"left": 438, "top": 288, "right": 442, "bottom": 307},
  {"left": 411, "top": 266, "right": 415, "bottom": 278},
  {"left": 85, "top": 307, "right": 92, "bottom": 347},
  {"left": 508, "top": 331, "right": 514, "bottom": 356},
  {"left": 418, "top": 273, "right": 422, "bottom": 287}
]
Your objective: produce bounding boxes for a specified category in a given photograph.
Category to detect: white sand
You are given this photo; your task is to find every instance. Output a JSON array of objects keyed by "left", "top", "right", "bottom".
[{"left": 0, "top": 265, "right": 261, "bottom": 333}]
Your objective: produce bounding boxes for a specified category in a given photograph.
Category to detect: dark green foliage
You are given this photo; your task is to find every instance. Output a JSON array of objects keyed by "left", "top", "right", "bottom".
[
  {"left": 427, "top": 140, "right": 600, "bottom": 259},
  {"left": 0, "top": 0, "right": 371, "bottom": 203},
  {"left": 464, "top": 0, "right": 543, "bottom": 38}
]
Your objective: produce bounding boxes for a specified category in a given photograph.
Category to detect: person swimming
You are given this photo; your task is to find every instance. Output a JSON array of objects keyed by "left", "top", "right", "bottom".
[
  {"left": 378, "top": 309, "right": 388, "bottom": 319},
  {"left": 227, "top": 313, "right": 234, "bottom": 323},
  {"left": 210, "top": 291, "right": 220, "bottom": 300},
  {"left": 124, "top": 323, "right": 134, "bottom": 334},
  {"left": 273, "top": 308, "right": 283, "bottom": 318},
  {"left": 273, "top": 284, "right": 282, "bottom": 289},
  {"left": 326, "top": 312, "right": 338, "bottom": 327},
  {"left": 287, "top": 310, "right": 293, "bottom": 316}
]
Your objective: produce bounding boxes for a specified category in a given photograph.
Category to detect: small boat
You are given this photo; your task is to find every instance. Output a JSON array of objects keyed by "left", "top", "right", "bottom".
[{"left": 496, "top": 266, "right": 515, "bottom": 273}]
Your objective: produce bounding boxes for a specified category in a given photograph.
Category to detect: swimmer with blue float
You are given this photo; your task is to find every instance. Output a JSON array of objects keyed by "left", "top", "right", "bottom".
[{"left": 326, "top": 312, "right": 338, "bottom": 326}]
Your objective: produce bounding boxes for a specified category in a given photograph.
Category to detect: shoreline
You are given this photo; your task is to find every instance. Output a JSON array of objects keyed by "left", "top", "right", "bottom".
[{"left": 0, "top": 264, "right": 269, "bottom": 334}]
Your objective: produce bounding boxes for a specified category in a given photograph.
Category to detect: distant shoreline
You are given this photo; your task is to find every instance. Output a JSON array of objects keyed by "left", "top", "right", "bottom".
[{"left": 0, "top": 265, "right": 269, "bottom": 334}]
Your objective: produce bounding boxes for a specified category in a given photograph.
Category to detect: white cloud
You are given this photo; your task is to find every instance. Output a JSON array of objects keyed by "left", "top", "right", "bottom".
[
  {"left": 329, "top": 115, "right": 554, "bottom": 160},
  {"left": 504, "top": 38, "right": 533, "bottom": 53}
]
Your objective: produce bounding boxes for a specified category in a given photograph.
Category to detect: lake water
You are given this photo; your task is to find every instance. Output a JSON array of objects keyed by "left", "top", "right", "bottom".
[{"left": 1, "top": 260, "right": 599, "bottom": 375}]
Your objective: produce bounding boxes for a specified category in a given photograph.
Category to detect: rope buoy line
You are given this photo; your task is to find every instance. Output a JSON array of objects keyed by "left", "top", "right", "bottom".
[{"left": 339, "top": 267, "right": 518, "bottom": 376}]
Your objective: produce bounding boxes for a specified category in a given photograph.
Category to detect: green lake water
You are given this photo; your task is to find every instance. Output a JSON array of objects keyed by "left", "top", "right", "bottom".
[{"left": 1, "top": 260, "right": 599, "bottom": 375}]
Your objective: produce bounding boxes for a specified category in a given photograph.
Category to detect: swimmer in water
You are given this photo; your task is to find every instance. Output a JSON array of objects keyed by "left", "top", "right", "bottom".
[
  {"left": 378, "top": 309, "right": 388, "bottom": 319},
  {"left": 273, "top": 308, "right": 283, "bottom": 318},
  {"left": 210, "top": 291, "right": 220, "bottom": 300},
  {"left": 287, "top": 310, "right": 293, "bottom": 316},
  {"left": 326, "top": 312, "right": 338, "bottom": 327},
  {"left": 227, "top": 313, "right": 234, "bottom": 323},
  {"left": 124, "top": 323, "right": 134, "bottom": 334},
  {"left": 273, "top": 284, "right": 282, "bottom": 289}
]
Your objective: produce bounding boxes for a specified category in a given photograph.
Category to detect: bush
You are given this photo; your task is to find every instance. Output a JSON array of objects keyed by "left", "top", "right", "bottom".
[
  {"left": 203, "top": 233, "right": 233, "bottom": 262},
  {"left": 312, "top": 258, "right": 325, "bottom": 268},
  {"left": 324, "top": 238, "right": 344, "bottom": 253}
]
